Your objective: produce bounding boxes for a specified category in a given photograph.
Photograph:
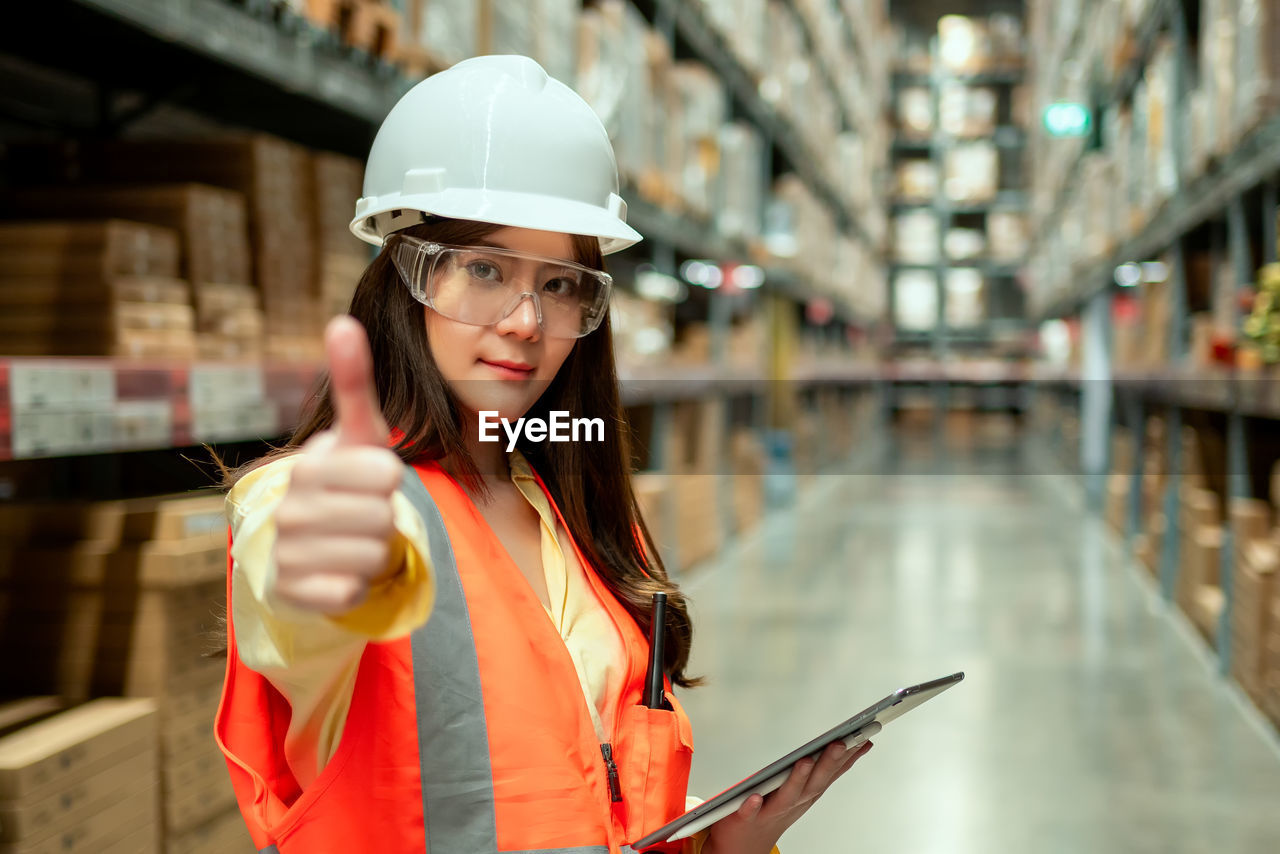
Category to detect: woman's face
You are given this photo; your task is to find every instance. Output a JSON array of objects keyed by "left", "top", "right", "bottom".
[{"left": 424, "top": 226, "right": 579, "bottom": 424}]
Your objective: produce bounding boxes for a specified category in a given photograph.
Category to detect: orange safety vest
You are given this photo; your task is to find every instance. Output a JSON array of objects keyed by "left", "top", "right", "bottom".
[{"left": 216, "top": 461, "right": 694, "bottom": 853}]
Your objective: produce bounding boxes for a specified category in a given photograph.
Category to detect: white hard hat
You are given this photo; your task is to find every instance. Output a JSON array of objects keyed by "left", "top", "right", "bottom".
[{"left": 351, "top": 55, "right": 642, "bottom": 255}]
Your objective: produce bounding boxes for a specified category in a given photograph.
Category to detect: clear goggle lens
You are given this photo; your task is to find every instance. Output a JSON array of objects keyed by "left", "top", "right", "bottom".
[{"left": 391, "top": 235, "right": 612, "bottom": 339}]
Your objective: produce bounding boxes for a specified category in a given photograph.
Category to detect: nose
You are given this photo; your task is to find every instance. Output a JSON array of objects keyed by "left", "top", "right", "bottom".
[{"left": 494, "top": 292, "right": 542, "bottom": 341}]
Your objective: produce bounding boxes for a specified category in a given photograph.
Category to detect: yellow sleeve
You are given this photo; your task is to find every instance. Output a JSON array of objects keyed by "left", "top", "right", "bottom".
[{"left": 226, "top": 454, "right": 435, "bottom": 787}]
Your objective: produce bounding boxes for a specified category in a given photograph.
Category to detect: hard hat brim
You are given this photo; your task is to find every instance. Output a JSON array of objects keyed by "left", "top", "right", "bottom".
[{"left": 351, "top": 188, "right": 644, "bottom": 256}]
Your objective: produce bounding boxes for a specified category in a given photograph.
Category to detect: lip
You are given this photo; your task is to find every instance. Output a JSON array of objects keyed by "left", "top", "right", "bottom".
[{"left": 479, "top": 358, "right": 536, "bottom": 379}]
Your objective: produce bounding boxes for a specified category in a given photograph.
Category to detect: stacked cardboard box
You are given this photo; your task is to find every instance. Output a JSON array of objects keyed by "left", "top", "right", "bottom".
[
  {"left": 987, "top": 213, "right": 1028, "bottom": 262},
  {"left": 1136, "top": 416, "right": 1168, "bottom": 578},
  {"left": 716, "top": 122, "right": 766, "bottom": 241},
  {"left": 0, "top": 699, "right": 159, "bottom": 853},
  {"left": 1105, "top": 473, "right": 1130, "bottom": 534},
  {"left": 1265, "top": 592, "right": 1280, "bottom": 727},
  {"left": 311, "top": 152, "right": 368, "bottom": 323},
  {"left": 730, "top": 429, "right": 767, "bottom": 533},
  {"left": 1179, "top": 488, "right": 1224, "bottom": 641},
  {"left": 1229, "top": 498, "right": 1276, "bottom": 703},
  {"left": 4, "top": 184, "right": 262, "bottom": 360},
  {"left": 893, "top": 211, "right": 940, "bottom": 264},
  {"left": 665, "top": 399, "right": 725, "bottom": 571},
  {"left": 0, "top": 221, "right": 195, "bottom": 359},
  {"left": 633, "top": 472, "right": 672, "bottom": 565},
  {"left": 895, "top": 161, "right": 938, "bottom": 204},
  {"left": 939, "top": 83, "right": 998, "bottom": 138},
  {"left": 1028, "top": 0, "right": 1280, "bottom": 310},
  {"left": 35, "top": 137, "right": 321, "bottom": 359},
  {"left": 0, "top": 493, "right": 240, "bottom": 850},
  {"left": 1105, "top": 427, "right": 1136, "bottom": 535},
  {"left": 897, "top": 87, "right": 934, "bottom": 139},
  {"left": 303, "top": 0, "right": 401, "bottom": 60},
  {"left": 410, "top": 0, "right": 479, "bottom": 66}
]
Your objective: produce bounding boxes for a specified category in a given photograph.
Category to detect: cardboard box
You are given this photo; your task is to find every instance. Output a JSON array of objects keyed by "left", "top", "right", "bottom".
[
  {"left": 1192, "top": 585, "right": 1226, "bottom": 641},
  {"left": 310, "top": 153, "right": 365, "bottom": 260},
  {"left": 1231, "top": 538, "right": 1277, "bottom": 695},
  {"left": 1, "top": 784, "right": 158, "bottom": 853},
  {"left": 2, "top": 574, "right": 226, "bottom": 699},
  {"left": 673, "top": 474, "right": 720, "bottom": 571},
  {"left": 28, "top": 137, "right": 318, "bottom": 334},
  {"left": 9, "top": 534, "right": 226, "bottom": 588},
  {"left": 163, "top": 762, "right": 236, "bottom": 833},
  {"left": 0, "top": 221, "right": 180, "bottom": 280},
  {"left": 0, "top": 699, "right": 156, "bottom": 801},
  {"left": 633, "top": 472, "right": 671, "bottom": 562},
  {"left": 1106, "top": 473, "right": 1129, "bottom": 533},
  {"left": 0, "top": 746, "right": 155, "bottom": 843},
  {"left": 1231, "top": 498, "right": 1273, "bottom": 551},
  {"left": 0, "top": 493, "right": 224, "bottom": 550},
  {"left": 0, "top": 699, "right": 61, "bottom": 740},
  {"left": 0, "top": 276, "right": 189, "bottom": 310},
  {"left": 164, "top": 808, "right": 254, "bottom": 854},
  {"left": 4, "top": 185, "right": 251, "bottom": 288}
]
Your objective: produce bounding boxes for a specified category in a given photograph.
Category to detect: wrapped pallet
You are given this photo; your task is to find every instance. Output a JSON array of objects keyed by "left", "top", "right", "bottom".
[
  {"left": 715, "top": 122, "right": 765, "bottom": 240},
  {"left": 943, "top": 142, "right": 998, "bottom": 203},
  {"left": 1202, "top": 0, "right": 1238, "bottom": 155},
  {"left": 419, "top": 0, "right": 480, "bottom": 65},
  {"left": 1233, "top": 0, "right": 1280, "bottom": 139},
  {"left": 893, "top": 210, "right": 939, "bottom": 264},
  {"left": 895, "top": 161, "right": 938, "bottom": 204}
]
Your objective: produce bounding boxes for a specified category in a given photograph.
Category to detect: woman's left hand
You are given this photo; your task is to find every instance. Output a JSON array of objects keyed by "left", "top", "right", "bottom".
[{"left": 700, "top": 739, "right": 873, "bottom": 854}]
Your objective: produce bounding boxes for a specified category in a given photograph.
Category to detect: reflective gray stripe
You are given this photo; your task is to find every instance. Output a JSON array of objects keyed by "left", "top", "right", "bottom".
[
  {"left": 259, "top": 848, "right": 279, "bottom": 853},
  {"left": 401, "top": 470, "right": 499, "bottom": 853},
  {"left": 400, "top": 473, "right": 630, "bottom": 854}
]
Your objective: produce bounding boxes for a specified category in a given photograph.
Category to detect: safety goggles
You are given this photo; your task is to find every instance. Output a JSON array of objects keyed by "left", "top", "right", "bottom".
[{"left": 390, "top": 235, "right": 613, "bottom": 339}]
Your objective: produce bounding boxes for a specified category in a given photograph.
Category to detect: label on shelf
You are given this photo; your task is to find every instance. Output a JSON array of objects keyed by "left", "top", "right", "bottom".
[
  {"left": 190, "top": 406, "right": 280, "bottom": 444},
  {"left": 10, "top": 363, "right": 115, "bottom": 411},
  {"left": 189, "top": 365, "right": 266, "bottom": 409},
  {"left": 114, "top": 399, "right": 175, "bottom": 450},
  {"left": 12, "top": 410, "right": 116, "bottom": 459}
]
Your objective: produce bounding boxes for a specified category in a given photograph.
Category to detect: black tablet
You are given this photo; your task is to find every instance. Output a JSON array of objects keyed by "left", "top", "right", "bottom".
[{"left": 631, "top": 672, "right": 965, "bottom": 850}]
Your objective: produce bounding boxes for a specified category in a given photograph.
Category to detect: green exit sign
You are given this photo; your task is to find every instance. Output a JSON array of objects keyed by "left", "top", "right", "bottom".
[{"left": 1043, "top": 102, "right": 1091, "bottom": 137}]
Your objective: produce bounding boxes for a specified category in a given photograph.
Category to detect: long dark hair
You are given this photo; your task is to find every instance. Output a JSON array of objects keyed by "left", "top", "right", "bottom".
[{"left": 234, "top": 217, "right": 700, "bottom": 688}]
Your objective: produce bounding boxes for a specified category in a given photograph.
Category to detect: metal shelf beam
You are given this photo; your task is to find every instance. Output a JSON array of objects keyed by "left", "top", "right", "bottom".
[{"left": 72, "top": 0, "right": 410, "bottom": 125}]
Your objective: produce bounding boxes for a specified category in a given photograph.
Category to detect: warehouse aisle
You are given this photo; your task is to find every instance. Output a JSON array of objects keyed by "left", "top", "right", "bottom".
[{"left": 678, "top": 441, "right": 1280, "bottom": 854}]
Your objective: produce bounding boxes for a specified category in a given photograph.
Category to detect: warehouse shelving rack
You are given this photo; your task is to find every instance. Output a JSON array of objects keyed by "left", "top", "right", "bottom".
[
  {"left": 884, "top": 23, "right": 1032, "bottom": 435},
  {"left": 1025, "top": 0, "right": 1280, "bottom": 707},
  {"left": 888, "top": 51, "right": 1030, "bottom": 359},
  {"left": 0, "top": 0, "right": 902, "bottom": 579}
]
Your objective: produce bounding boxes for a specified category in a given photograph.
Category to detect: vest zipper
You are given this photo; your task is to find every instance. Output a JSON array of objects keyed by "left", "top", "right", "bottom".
[{"left": 599, "top": 742, "right": 623, "bottom": 803}]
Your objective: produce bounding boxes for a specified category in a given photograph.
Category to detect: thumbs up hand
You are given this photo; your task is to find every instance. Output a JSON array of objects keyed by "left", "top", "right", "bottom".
[{"left": 271, "top": 316, "right": 407, "bottom": 615}]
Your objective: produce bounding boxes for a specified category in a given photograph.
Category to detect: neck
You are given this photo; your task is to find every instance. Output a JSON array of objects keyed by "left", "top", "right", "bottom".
[{"left": 444, "top": 411, "right": 511, "bottom": 493}]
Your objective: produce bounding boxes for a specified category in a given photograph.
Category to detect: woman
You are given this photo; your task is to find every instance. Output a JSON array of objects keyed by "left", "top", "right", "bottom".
[{"left": 216, "top": 55, "right": 869, "bottom": 854}]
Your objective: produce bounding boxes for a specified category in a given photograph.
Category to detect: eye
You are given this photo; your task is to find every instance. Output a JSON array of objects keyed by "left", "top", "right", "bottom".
[
  {"left": 543, "top": 276, "right": 580, "bottom": 297},
  {"left": 465, "top": 260, "right": 502, "bottom": 282}
]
